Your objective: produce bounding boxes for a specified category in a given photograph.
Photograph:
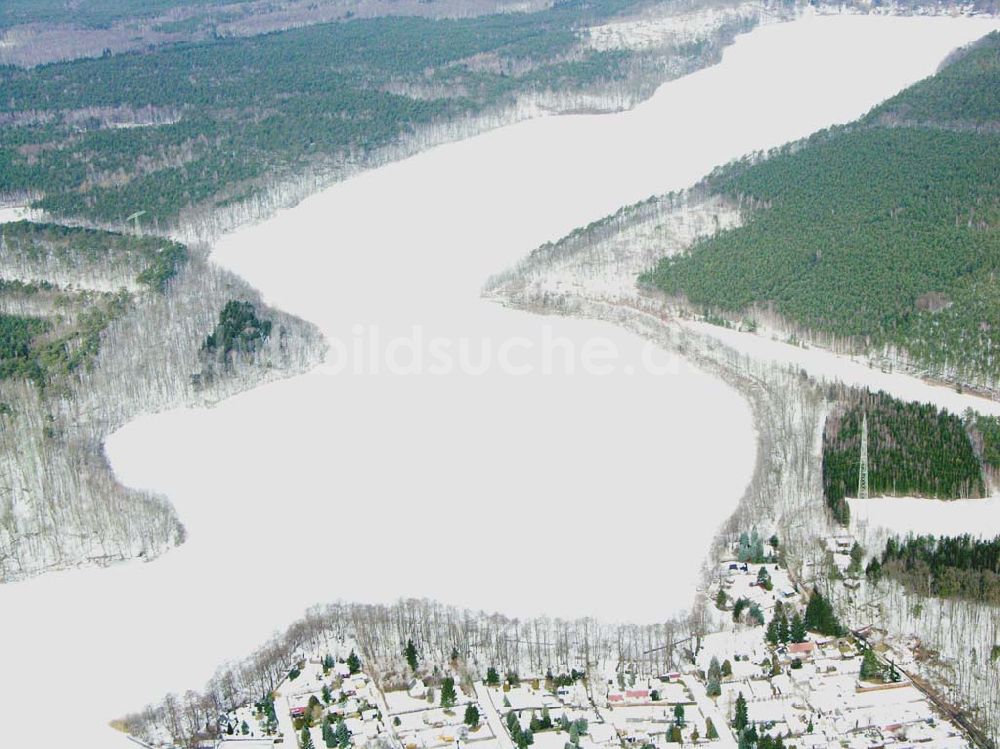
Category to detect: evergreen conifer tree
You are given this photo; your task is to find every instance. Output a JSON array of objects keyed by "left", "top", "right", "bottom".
[
  {"left": 300, "top": 727, "right": 315, "bottom": 749},
  {"left": 441, "top": 677, "right": 457, "bottom": 708},
  {"left": 465, "top": 704, "right": 480, "bottom": 727},
  {"left": 734, "top": 692, "right": 748, "bottom": 731},
  {"left": 790, "top": 613, "right": 807, "bottom": 643},
  {"left": 347, "top": 649, "right": 361, "bottom": 674},
  {"left": 706, "top": 718, "right": 719, "bottom": 739},
  {"left": 860, "top": 648, "right": 881, "bottom": 681},
  {"left": 405, "top": 640, "right": 418, "bottom": 672},
  {"left": 335, "top": 719, "right": 351, "bottom": 749}
]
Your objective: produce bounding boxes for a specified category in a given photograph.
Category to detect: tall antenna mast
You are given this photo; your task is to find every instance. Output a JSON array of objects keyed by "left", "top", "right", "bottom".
[
  {"left": 858, "top": 413, "right": 869, "bottom": 500},
  {"left": 125, "top": 210, "right": 146, "bottom": 237}
]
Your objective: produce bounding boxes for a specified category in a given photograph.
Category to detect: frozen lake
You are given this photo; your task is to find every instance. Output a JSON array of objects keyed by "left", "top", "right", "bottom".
[{"left": 2, "top": 12, "right": 998, "bottom": 748}]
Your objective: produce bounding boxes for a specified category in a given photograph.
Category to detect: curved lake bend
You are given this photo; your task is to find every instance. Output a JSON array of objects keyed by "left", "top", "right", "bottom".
[{"left": 2, "top": 13, "right": 998, "bottom": 748}]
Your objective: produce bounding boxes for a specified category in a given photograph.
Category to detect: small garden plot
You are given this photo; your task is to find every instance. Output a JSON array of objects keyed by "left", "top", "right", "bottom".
[
  {"left": 552, "top": 682, "right": 589, "bottom": 707},
  {"left": 605, "top": 703, "right": 703, "bottom": 745},
  {"left": 745, "top": 697, "right": 792, "bottom": 724},
  {"left": 725, "top": 657, "right": 764, "bottom": 682},
  {"left": 220, "top": 704, "right": 269, "bottom": 739},
  {"left": 851, "top": 685, "right": 929, "bottom": 713},
  {"left": 586, "top": 723, "right": 616, "bottom": 744},
  {"left": 718, "top": 680, "right": 751, "bottom": 707},
  {"left": 499, "top": 686, "right": 549, "bottom": 711},
  {"left": 801, "top": 673, "right": 860, "bottom": 712},
  {"left": 465, "top": 739, "right": 503, "bottom": 749},
  {"left": 602, "top": 705, "right": 668, "bottom": 723},
  {"left": 465, "top": 718, "right": 494, "bottom": 740},
  {"left": 393, "top": 711, "right": 434, "bottom": 732},
  {"left": 744, "top": 679, "right": 773, "bottom": 701},
  {"left": 413, "top": 725, "right": 463, "bottom": 748},
  {"left": 726, "top": 566, "right": 785, "bottom": 611},
  {"left": 387, "top": 678, "right": 469, "bottom": 714},
  {"left": 899, "top": 720, "right": 966, "bottom": 745},
  {"left": 787, "top": 662, "right": 818, "bottom": 685},
  {"left": 781, "top": 710, "right": 810, "bottom": 735},
  {"left": 422, "top": 707, "right": 470, "bottom": 726},
  {"left": 385, "top": 689, "right": 436, "bottom": 714},
  {"left": 570, "top": 736, "right": 612, "bottom": 749},
  {"left": 530, "top": 729, "right": 576, "bottom": 749},
  {"left": 284, "top": 662, "right": 330, "bottom": 696},
  {"left": 696, "top": 629, "right": 767, "bottom": 671},
  {"left": 651, "top": 682, "right": 688, "bottom": 703}
]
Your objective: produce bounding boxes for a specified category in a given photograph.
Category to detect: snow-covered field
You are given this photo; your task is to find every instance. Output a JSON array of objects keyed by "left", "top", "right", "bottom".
[
  {"left": 1, "top": 12, "right": 998, "bottom": 749},
  {"left": 851, "top": 495, "right": 1000, "bottom": 539}
]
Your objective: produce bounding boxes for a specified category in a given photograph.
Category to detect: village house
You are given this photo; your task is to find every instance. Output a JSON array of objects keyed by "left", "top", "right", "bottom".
[{"left": 408, "top": 679, "right": 428, "bottom": 699}]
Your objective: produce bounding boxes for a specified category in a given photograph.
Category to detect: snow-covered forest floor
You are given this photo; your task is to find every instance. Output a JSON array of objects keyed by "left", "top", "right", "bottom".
[
  {"left": 484, "top": 188, "right": 1000, "bottom": 743},
  {"left": 0, "top": 238, "right": 325, "bottom": 581},
  {"left": 585, "top": 0, "right": 760, "bottom": 52}
]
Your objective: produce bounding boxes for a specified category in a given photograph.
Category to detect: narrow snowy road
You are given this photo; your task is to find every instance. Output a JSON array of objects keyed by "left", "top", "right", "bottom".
[
  {"left": 681, "top": 675, "right": 738, "bottom": 749},
  {"left": 473, "top": 683, "right": 516, "bottom": 749},
  {"left": 275, "top": 689, "right": 298, "bottom": 745}
]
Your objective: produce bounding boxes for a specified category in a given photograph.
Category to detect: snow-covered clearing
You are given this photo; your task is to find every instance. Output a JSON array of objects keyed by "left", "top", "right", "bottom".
[
  {"left": 584, "top": 2, "right": 759, "bottom": 51},
  {"left": 682, "top": 320, "right": 1000, "bottom": 418},
  {"left": 1, "top": 12, "right": 998, "bottom": 749},
  {"left": 851, "top": 495, "right": 1000, "bottom": 540},
  {"left": 0, "top": 205, "right": 40, "bottom": 223}
]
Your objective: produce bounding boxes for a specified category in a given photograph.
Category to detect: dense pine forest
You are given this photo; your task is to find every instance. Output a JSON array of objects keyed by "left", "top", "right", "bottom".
[
  {"left": 966, "top": 411, "right": 1000, "bottom": 474},
  {"left": 865, "top": 36, "right": 1000, "bottom": 127},
  {"left": 642, "top": 32, "right": 1000, "bottom": 387},
  {"left": 0, "top": 0, "right": 231, "bottom": 28},
  {"left": 0, "top": 0, "right": 544, "bottom": 36},
  {"left": 868, "top": 534, "right": 1000, "bottom": 604},
  {"left": 0, "top": 0, "right": 757, "bottom": 229},
  {"left": 822, "top": 389, "right": 986, "bottom": 524},
  {"left": 202, "top": 300, "right": 273, "bottom": 361}
]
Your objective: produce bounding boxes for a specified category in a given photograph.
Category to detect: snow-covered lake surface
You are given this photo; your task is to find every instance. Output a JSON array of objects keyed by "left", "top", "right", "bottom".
[{"left": 3, "top": 13, "right": 999, "bottom": 748}]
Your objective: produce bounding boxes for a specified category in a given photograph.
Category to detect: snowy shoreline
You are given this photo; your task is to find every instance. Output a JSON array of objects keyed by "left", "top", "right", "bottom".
[
  {"left": 163, "top": 1, "right": 768, "bottom": 245},
  {"left": 483, "top": 140, "right": 1000, "bottom": 743},
  {"left": 3, "top": 12, "right": 1000, "bottom": 749}
]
